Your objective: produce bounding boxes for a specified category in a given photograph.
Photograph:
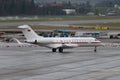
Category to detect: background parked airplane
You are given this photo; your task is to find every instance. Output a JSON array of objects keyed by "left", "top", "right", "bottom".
[{"left": 0, "top": 38, "right": 36, "bottom": 48}]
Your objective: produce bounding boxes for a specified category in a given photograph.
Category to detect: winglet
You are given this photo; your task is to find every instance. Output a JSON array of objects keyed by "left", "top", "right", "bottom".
[{"left": 18, "top": 25, "right": 30, "bottom": 29}]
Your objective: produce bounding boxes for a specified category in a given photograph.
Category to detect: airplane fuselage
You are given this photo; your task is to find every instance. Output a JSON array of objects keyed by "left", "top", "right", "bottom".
[{"left": 27, "top": 37, "right": 102, "bottom": 49}]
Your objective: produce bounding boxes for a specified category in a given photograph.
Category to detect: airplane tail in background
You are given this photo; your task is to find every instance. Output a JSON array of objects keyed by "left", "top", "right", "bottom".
[
  {"left": 18, "top": 25, "right": 42, "bottom": 40},
  {"left": 13, "top": 38, "right": 22, "bottom": 44}
]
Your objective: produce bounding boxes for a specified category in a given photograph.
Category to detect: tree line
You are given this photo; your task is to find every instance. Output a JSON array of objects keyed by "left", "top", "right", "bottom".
[
  {"left": 0, "top": 0, "right": 92, "bottom": 16},
  {"left": 0, "top": 0, "right": 36, "bottom": 16},
  {"left": 0, "top": 0, "right": 119, "bottom": 16},
  {"left": 95, "top": 0, "right": 120, "bottom": 7}
]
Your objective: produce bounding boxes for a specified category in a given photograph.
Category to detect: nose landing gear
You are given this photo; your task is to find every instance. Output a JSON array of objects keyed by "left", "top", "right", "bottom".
[{"left": 94, "top": 46, "right": 97, "bottom": 52}]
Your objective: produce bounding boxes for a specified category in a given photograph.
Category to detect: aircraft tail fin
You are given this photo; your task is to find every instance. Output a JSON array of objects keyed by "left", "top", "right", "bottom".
[{"left": 18, "top": 25, "right": 42, "bottom": 40}]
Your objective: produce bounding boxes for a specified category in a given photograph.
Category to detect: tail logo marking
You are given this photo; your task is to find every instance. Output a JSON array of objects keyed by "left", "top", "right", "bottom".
[{"left": 28, "top": 29, "right": 31, "bottom": 32}]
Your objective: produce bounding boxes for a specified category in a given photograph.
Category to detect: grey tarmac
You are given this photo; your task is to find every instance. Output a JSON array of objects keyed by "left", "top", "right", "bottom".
[{"left": 0, "top": 45, "right": 120, "bottom": 80}]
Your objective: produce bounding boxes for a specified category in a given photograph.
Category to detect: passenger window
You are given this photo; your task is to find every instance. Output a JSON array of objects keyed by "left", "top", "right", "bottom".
[
  {"left": 76, "top": 40, "right": 78, "bottom": 42},
  {"left": 71, "top": 40, "right": 73, "bottom": 42}
]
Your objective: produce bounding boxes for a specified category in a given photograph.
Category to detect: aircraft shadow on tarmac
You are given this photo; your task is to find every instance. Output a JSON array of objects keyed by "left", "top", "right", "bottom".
[
  {"left": 45, "top": 50, "right": 95, "bottom": 54},
  {"left": 45, "top": 51, "right": 73, "bottom": 54}
]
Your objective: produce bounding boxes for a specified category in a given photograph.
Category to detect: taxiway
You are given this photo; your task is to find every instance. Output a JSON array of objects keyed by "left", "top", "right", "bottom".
[
  {"left": 0, "top": 45, "right": 120, "bottom": 80},
  {"left": 0, "top": 19, "right": 120, "bottom": 27}
]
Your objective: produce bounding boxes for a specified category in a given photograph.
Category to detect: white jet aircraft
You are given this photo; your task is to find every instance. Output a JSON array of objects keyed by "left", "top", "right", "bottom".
[{"left": 18, "top": 25, "right": 102, "bottom": 53}]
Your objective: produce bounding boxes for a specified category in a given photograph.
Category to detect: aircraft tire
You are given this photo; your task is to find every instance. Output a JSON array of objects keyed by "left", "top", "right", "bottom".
[
  {"left": 94, "top": 46, "right": 97, "bottom": 52},
  {"left": 52, "top": 48, "right": 57, "bottom": 52},
  {"left": 59, "top": 47, "right": 63, "bottom": 53}
]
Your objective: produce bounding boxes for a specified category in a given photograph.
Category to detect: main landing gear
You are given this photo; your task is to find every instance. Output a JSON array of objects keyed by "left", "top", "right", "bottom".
[
  {"left": 59, "top": 47, "right": 63, "bottom": 53},
  {"left": 52, "top": 48, "right": 57, "bottom": 52},
  {"left": 52, "top": 47, "right": 63, "bottom": 53}
]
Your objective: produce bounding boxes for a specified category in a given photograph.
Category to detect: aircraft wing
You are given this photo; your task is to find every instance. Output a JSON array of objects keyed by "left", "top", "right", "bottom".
[{"left": 48, "top": 43, "right": 78, "bottom": 49}]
